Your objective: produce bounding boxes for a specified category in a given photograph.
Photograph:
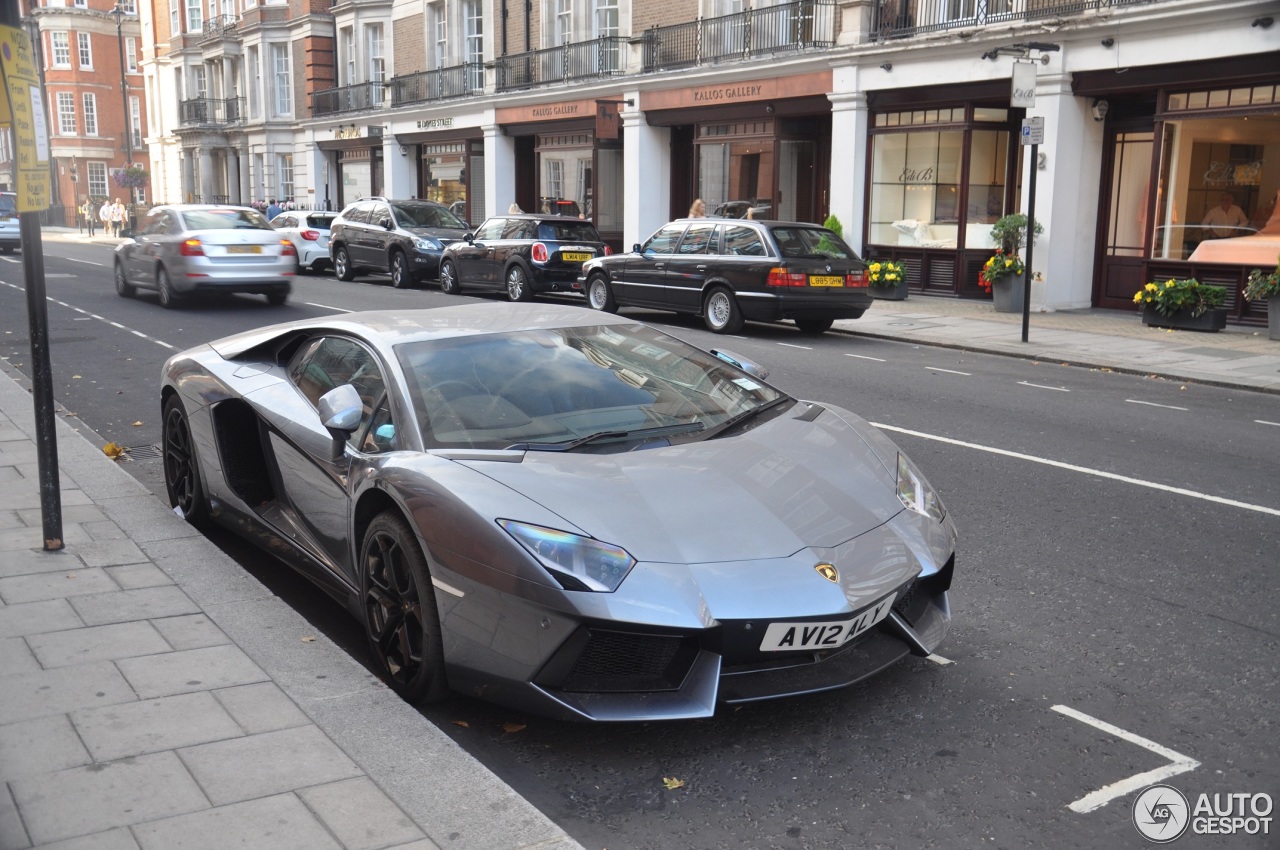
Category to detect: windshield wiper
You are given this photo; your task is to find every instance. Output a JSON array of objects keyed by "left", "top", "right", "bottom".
[
  {"left": 702, "top": 396, "right": 790, "bottom": 440},
  {"left": 507, "top": 422, "right": 705, "bottom": 452}
]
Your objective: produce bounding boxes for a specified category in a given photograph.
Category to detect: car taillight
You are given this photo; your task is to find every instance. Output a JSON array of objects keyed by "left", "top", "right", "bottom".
[
  {"left": 766, "top": 268, "right": 807, "bottom": 287},
  {"left": 179, "top": 239, "right": 204, "bottom": 256},
  {"left": 603, "top": 244, "right": 613, "bottom": 256},
  {"left": 300, "top": 230, "right": 319, "bottom": 241},
  {"left": 846, "top": 270, "right": 869, "bottom": 288},
  {"left": 532, "top": 242, "right": 549, "bottom": 263},
  {"left": 280, "top": 240, "right": 297, "bottom": 256}
]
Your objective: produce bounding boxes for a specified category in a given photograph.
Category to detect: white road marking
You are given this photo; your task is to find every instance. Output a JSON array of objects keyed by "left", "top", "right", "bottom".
[
  {"left": 925, "top": 366, "right": 971, "bottom": 376},
  {"left": 0, "top": 283, "right": 178, "bottom": 351},
  {"left": 1126, "top": 399, "right": 1188, "bottom": 411},
  {"left": 1257, "top": 420, "right": 1280, "bottom": 428},
  {"left": 845, "top": 353, "right": 887, "bottom": 362},
  {"left": 67, "top": 258, "right": 105, "bottom": 266},
  {"left": 777, "top": 342, "right": 813, "bottom": 350},
  {"left": 1018, "top": 381, "right": 1069, "bottom": 392},
  {"left": 926, "top": 654, "right": 953, "bottom": 665},
  {"left": 1051, "top": 704, "right": 1199, "bottom": 813},
  {"left": 871, "top": 422, "right": 1280, "bottom": 518},
  {"left": 304, "top": 302, "right": 354, "bottom": 313},
  {"left": 0, "top": 256, "right": 20, "bottom": 263}
]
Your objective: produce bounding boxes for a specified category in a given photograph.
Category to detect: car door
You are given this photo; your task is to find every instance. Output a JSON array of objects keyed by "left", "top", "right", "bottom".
[
  {"left": 344, "top": 202, "right": 378, "bottom": 268},
  {"left": 364, "top": 201, "right": 396, "bottom": 271},
  {"left": 132, "top": 209, "right": 177, "bottom": 286},
  {"left": 454, "top": 217, "right": 505, "bottom": 287},
  {"left": 663, "top": 221, "right": 719, "bottom": 311},
  {"left": 122, "top": 209, "right": 165, "bottom": 284},
  {"left": 613, "top": 223, "right": 685, "bottom": 309}
]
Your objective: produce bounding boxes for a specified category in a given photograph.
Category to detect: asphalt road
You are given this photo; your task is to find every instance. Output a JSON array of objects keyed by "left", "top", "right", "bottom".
[{"left": 2, "top": 241, "right": 1277, "bottom": 850}]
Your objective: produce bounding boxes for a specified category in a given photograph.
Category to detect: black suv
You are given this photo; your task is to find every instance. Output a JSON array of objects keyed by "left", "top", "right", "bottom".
[
  {"left": 579, "top": 218, "right": 871, "bottom": 335},
  {"left": 438, "top": 214, "right": 610, "bottom": 301},
  {"left": 328, "top": 198, "right": 468, "bottom": 287}
]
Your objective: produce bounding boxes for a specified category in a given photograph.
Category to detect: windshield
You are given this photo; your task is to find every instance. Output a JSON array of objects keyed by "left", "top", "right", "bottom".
[
  {"left": 771, "top": 226, "right": 859, "bottom": 261},
  {"left": 396, "top": 324, "right": 787, "bottom": 450},
  {"left": 181, "top": 209, "right": 272, "bottom": 230},
  {"left": 392, "top": 202, "right": 467, "bottom": 229}
]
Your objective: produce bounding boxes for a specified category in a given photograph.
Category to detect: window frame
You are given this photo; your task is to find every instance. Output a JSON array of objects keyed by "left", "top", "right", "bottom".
[
  {"left": 82, "top": 92, "right": 98, "bottom": 136},
  {"left": 77, "top": 31, "right": 92, "bottom": 69},
  {"left": 50, "top": 32, "right": 71, "bottom": 69}
]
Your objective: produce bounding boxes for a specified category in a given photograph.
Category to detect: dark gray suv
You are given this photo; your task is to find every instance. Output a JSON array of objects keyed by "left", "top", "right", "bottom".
[{"left": 328, "top": 198, "right": 468, "bottom": 287}]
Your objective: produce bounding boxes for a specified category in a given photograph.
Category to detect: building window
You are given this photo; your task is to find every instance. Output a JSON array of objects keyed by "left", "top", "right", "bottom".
[
  {"left": 130, "top": 96, "right": 142, "bottom": 148},
  {"left": 247, "top": 46, "right": 260, "bottom": 118},
  {"left": 594, "top": 0, "right": 619, "bottom": 70},
  {"left": 74, "top": 0, "right": 88, "bottom": 7},
  {"left": 170, "top": 0, "right": 179, "bottom": 33},
  {"left": 271, "top": 44, "right": 291, "bottom": 116},
  {"left": 77, "top": 32, "right": 92, "bottom": 68},
  {"left": 555, "top": 0, "right": 573, "bottom": 45},
  {"left": 83, "top": 93, "right": 97, "bottom": 136},
  {"left": 50, "top": 32, "right": 71, "bottom": 68},
  {"left": 367, "top": 23, "right": 384, "bottom": 84},
  {"left": 191, "top": 65, "right": 207, "bottom": 98},
  {"left": 88, "top": 162, "right": 108, "bottom": 199},
  {"left": 185, "top": 0, "right": 202, "bottom": 33},
  {"left": 340, "top": 27, "right": 354, "bottom": 86},
  {"left": 126, "top": 37, "right": 138, "bottom": 73},
  {"left": 277, "top": 153, "right": 294, "bottom": 202},
  {"left": 56, "top": 93, "right": 76, "bottom": 135},
  {"left": 431, "top": 3, "right": 447, "bottom": 70},
  {"left": 464, "top": 0, "right": 482, "bottom": 88}
]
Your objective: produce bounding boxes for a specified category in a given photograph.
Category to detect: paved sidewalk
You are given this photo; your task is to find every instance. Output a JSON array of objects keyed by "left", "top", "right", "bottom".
[{"left": 0, "top": 367, "right": 584, "bottom": 849}]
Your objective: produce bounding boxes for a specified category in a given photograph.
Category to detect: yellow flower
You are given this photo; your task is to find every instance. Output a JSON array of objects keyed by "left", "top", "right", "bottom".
[
  {"left": 1165, "top": 280, "right": 1175, "bottom": 288},
  {"left": 869, "top": 263, "right": 882, "bottom": 272},
  {"left": 1004, "top": 259, "right": 1013, "bottom": 267},
  {"left": 1145, "top": 283, "right": 1158, "bottom": 292},
  {"left": 886, "top": 273, "right": 897, "bottom": 281},
  {"left": 1133, "top": 293, "right": 1142, "bottom": 303}
]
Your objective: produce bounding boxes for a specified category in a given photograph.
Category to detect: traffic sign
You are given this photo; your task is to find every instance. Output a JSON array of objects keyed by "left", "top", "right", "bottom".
[
  {"left": 1020, "top": 116, "right": 1045, "bottom": 146},
  {"left": 0, "top": 25, "right": 50, "bottom": 212}
]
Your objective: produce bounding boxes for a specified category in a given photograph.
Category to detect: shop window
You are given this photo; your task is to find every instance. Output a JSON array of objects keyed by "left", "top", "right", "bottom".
[
  {"left": 596, "top": 148, "right": 623, "bottom": 231},
  {"left": 965, "top": 129, "right": 1010, "bottom": 241},
  {"left": 1104, "top": 131, "right": 1154, "bottom": 259},
  {"left": 868, "top": 129, "right": 965, "bottom": 247},
  {"left": 421, "top": 143, "right": 467, "bottom": 219}
]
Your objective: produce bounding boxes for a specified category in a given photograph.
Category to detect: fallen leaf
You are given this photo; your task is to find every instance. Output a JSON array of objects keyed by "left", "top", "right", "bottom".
[
  {"left": 502, "top": 722, "right": 527, "bottom": 734},
  {"left": 132, "top": 421, "right": 143, "bottom": 426},
  {"left": 102, "top": 442, "right": 125, "bottom": 459},
  {"left": 453, "top": 720, "right": 470, "bottom": 728},
  {"left": 301, "top": 635, "right": 316, "bottom": 642},
  {"left": 662, "top": 777, "right": 686, "bottom": 790},
  {"left": 71, "top": 374, "right": 81, "bottom": 379}
]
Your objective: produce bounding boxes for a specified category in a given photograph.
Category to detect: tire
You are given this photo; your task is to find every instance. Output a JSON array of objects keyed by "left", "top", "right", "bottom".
[
  {"left": 505, "top": 264, "right": 532, "bottom": 302},
  {"left": 360, "top": 511, "right": 450, "bottom": 704},
  {"left": 334, "top": 245, "right": 355, "bottom": 282},
  {"left": 156, "top": 267, "right": 179, "bottom": 309},
  {"left": 114, "top": 261, "right": 136, "bottom": 298},
  {"left": 439, "top": 260, "right": 461, "bottom": 295},
  {"left": 795, "top": 318, "right": 834, "bottom": 335},
  {"left": 586, "top": 274, "right": 617, "bottom": 313},
  {"left": 390, "top": 250, "right": 413, "bottom": 289},
  {"left": 162, "top": 395, "right": 209, "bottom": 527},
  {"left": 703, "top": 287, "right": 744, "bottom": 334},
  {"left": 266, "top": 291, "right": 288, "bottom": 306}
]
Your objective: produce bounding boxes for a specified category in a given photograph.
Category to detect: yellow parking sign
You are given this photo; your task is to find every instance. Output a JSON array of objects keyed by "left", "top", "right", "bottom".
[{"left": 0, "top": 25, "right": 50, "bottom": 212}]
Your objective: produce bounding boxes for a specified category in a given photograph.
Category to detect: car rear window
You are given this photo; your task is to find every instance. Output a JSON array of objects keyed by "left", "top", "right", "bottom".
[
  {"left": 537, "top": 221, "right": 601, "bottom": 242},
  {"left": 0, "top": 195, "right": 16, "bottom": 216},
  {"left": 770, "top": 227, "right": 858, "bottom": 260},
  {"left": 306, "top": 214, "right": 338, "bottom": 229},
  {"left": 181, "top": 209, "right": 272, "bottom": 230},
  {"left": 723, "top": 225, "right": 767, "bottom": 256},
  {"left": 393, "top": 203, "right": 467, "bottom": 229}
]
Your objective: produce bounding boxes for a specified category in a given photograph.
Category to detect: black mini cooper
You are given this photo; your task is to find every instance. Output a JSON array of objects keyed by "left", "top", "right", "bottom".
[
  {"left": 438, "top": 215, "right": 610, "bottom": 301},
  {"left": 580, "top": 218, "right": 872, "bottom": 334}
]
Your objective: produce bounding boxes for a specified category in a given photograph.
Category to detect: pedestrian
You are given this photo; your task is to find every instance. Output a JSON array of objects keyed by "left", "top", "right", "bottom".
[
  {"left": 110, "top": 198, "right": 127, "bottom": 238},
  {"left": 266, "top": 198, "right": 282, "bottom": 220},
  {"left": 508, "top": 203, "right": 523, "bottom": 214},
  {"left": 81, "top": 198, "right": 96, "bottom": 236},
  {"left": 99, "top": 199, "right": 112, "bottom": 236},
  {"left": 1201, "top": 192, "right": 1249, "bottom": 239},
  {"left": 688, "top": 198, "right": 706, "bottom": 218}
]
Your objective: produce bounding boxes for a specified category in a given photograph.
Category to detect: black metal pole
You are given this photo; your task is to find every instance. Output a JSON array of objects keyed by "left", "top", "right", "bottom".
[
  {"left": 113, "top": 4, "right": 132, "bottom": 166},
  {"left": 1022, "top": 143, "right": 1038, "bottom": 344}
]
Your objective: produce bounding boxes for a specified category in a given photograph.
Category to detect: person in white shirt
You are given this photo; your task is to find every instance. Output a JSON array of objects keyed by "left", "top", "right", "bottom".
[{"left": 1201, "top": 192, "right": 1250, "bottom": 238}]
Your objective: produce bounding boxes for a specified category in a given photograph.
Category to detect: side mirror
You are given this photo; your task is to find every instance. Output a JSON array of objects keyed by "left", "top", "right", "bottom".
[
  {"left": 632, "top": 243, "right": 642, "bottom": 254},
  {"left": 379, "top": 217, "right": 393, "bottom": 230},
  {"left": 465, "top": 232, "right": 475, "bottom": 244},
  {"left": 711, "top": 349, "right": 769, "bottom": 381},
  {"left": 318, "top": 384, "right": 362, "bottom": 461}
]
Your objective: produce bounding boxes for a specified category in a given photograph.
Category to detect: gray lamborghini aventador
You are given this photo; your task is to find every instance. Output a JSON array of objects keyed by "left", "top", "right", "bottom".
[{"left": 160, "top": 303, "right": 956, "bottom": 721}]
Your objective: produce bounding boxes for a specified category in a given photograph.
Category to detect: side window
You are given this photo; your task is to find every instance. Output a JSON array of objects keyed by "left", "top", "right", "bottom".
[
  {"left": 500, "top": 218, "right": 529, "bottom": 239},
  {"left": 373, "top": 204, "right": 393, "bottom": 228},
  {"left": 475, "top": 218, "right": 507, "bottom": 240},
  {"left": 138, "top": 211, "right": 166, "bottom": 235},
  {"left": 361, "top": 397, "right": 397, "bottom": 453},
  {"left": 677, "top": 222, "right": 717, "bottom": 254},
  {"left": 642, "top": 224, "right": 685, "bottom": 255},
  {"left": 349, "top": 203, "right": 375, "bottom": 225},
  {"left": 723, "top": 225, "right": 767, "bottom": 257},
  {"left": 288, "top": 337, "right": 389, "bottom": 450}
]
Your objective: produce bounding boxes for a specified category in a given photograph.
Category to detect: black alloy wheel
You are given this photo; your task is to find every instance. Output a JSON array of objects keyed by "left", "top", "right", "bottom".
[
  {"left": 114, "top": 261, "right": 136, "bottom": 298},
  {"left": 390, "top": 251, "right": 413, "bottom": 288},
  {"left": 439, "top": 260, "right": 461, "bottom": 295},
  {"left": 360, "top": 511, "right": 449, "bottom": 704},
  {"left": 162, "top": 395, "right": 209, "bottom": 526},
  {"left": 157, "top": 267, "right": 179, "bottom": 309},
  {"left": 506, "top": 264, "right": 532, "bottom": 302},
  {"left": 334, "top": 246, "right": 355, "bottom": 282}
]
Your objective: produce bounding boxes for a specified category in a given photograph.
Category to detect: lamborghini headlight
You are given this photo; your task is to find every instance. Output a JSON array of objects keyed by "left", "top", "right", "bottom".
[
  {"left": 896, "top": 453, "right": 946, "bottom": 523},
  {"left": 498, "top": 520, "right": 636, "bottom": 592}
]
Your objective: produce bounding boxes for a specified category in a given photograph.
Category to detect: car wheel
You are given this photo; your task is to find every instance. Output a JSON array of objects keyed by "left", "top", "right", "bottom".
[
  {"left": 156, "top": 267, "right": 179, "bottom": 309},
  {"left": 114, "top": 261, "right": 136, "bottom": 298},
  {"left": 795, "top": 318, "right": 834, "bottom": 335},
  {"left": 334, "top": 246, "right": 355, "bottom": 282},
  {"left": 587, "top": 274, "right": 617, "bottom": 313},
  {"left": 162, "top": 395, "right": 209, "bottom": 527},
  {"left": 704, "top": 287, "right": 744, "bottom": 334},
  {"left": 360, "top": 511, "right": 449, "bottom": 704},
  {"left": 390, "top": 250, "right": 413, "bottom": 289},
  {"left": 439, "top": 260, "right": 461, "bottom": 295},
  {"left": 266, "top": 291, "right": 288, "bottom": 306},
  {"left": 506, "top": 264, "right": 532, "bottom": 302}
]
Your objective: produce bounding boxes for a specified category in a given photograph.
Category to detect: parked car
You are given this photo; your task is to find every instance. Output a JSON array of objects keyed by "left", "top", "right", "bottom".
[
  {"left": 580, "top": 217, "right": 872, "bottom": 334},
  {"left": 271, "top": 210, "right": 339, "bottom": 273},
  {"left": 712, "top": 200, "right": 772, "bottom": 220},
  {"left": 113, "top": 204, "right": 296, "bottom": 308},
  {"left": 328, "top": 197, "right": 469, "bottom": 288},
  {"left": 0, "top": 192, "right": 20, "bottom": 253},
  {"left": 160, "top": 303, "right": 955, "bottom": 721},
  {"left": 438, "top": 214, "right": 611, "bottom": 301}
]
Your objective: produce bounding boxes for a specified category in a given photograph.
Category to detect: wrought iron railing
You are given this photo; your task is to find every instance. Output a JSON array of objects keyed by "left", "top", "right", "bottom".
[
  {"left": 201, "top": 14, "right": 239, "bottom": 40},
  {"left": 871, "top": 0, "right": 1155, "bottom": 39},
  {"left": 311, "top": 81, "right": 389, "bottom": 116},
  {"left": 495, "top": 37, "right": 627, "bottom": 92},
  {"left": 643, "top": 0, "right": 837, "bottom": 72},
  {"left": 390, "top": 63, "right": 484, "bottom": 106},
  {"left": 178, "top": 97, "right": 245, "bottom": 127}
]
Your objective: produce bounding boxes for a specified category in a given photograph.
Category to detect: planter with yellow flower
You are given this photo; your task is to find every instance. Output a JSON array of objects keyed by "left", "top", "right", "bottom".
[
  {"left": 1243, "top": 261, "right": 1280, "bottom": 341},
  {"left": 979, "top": 249, "right": 1025, "bottom": 313},
  {"left": 1133, "top": 278, "right": 1227, "bottom": 332},
  {"left": 867, "top": 259, "right": 908, "bottom": 301}
]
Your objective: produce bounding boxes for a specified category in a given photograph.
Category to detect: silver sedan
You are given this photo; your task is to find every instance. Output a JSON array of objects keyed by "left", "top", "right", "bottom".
[{"left": 114, "top": 204, "right": 297, "bottom": 308}]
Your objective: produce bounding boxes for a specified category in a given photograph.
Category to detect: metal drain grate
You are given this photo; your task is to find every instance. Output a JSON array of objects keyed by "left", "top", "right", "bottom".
[{"left": 124, "top": 444, "right": 163, "bottom": 460}]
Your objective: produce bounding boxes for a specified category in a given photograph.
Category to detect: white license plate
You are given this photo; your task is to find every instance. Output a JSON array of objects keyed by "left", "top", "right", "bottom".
[
  {"left": 759, "top": 592, "right": 897, "bottom": 652},
  {"left": 227, "top": 245, "right": 262, "bottom": 254}
]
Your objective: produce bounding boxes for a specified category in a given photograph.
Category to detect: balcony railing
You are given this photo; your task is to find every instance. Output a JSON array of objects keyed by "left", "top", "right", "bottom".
[
  {"left": 201, "top": 14, "right": 239, "bottom": 41},
  {"left": 312, "top": 81, "right": 388, "bottom": 117},
  {"left": 178, "top": 97, "right": 245, "bottom": 127},
  {"left": 871, "top": 0, "right": 1154, "bottom": 39},
  {"left": 643, "top": 0, "right": 836, "bottom": 72},
  {"left": 495, "top": 37, "right": 627, "bottom": 92},
  {"left": 390, "top": 63, "right": 484, "bottom": 106}
]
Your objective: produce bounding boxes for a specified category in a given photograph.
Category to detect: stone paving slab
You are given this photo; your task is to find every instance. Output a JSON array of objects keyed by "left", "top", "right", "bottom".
[
  {"left": 131, "top": 794, "right": 343, "bottom": 850},
  {"left": 0, "top": 568, "right": 119, "bottom": 605},
  {"left": 147, "top": 613, "right": 231, "bottom": 651},
  {"left": 298, "top": 777, "right": 430, "bottom": 850},
  {"left": 211, "top": 681, "right": 311, "bottom": 735},
  {"left": 26, "top": 620, "right": 171, "bottom": 668},
  {"left": 0, "top": 637, "right": 39, "bottom": 677},
  {"left": 115, "top": 644, "right": 269, "bottom": 699},
  {"left": 0, "top": 662, "right": 137, "bottom": 726},
  {"left": 0, "top": 550, "right": 83, "bottom": 580},
  {"left": 0, "top": 599, "right": 84, "bottom": 640},
  {"left": 0, "top": 715, "right": 92, "bottom": 783},
  {"left": 72, "top": 691, "right": 245, "bottom": 762},
  {"left": 68, "top": 585, "right": 201, "bottom": 626}
]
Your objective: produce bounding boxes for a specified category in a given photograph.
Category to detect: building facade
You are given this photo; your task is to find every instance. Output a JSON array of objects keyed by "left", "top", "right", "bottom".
[{"left": 141, "top": 0, "right": 1280, "bottom": 323}]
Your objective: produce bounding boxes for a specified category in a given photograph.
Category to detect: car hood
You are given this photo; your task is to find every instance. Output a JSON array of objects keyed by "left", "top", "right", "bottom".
[
  {"left": 405, "top": 225, "right": 468, "bottom": 242},
  {"left": 457, "top": 408, "right": 903, "bottom": 564}
]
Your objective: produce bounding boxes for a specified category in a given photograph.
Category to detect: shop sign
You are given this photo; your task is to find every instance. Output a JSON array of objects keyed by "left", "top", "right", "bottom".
[
  {"left": 692, "top": 83, "right": 765, "bottom": 103},
  {"left": 595, "top": 100, "right": 621, "bottom": 140},
  {"left": 334, "top": 125, "right": 362, "bottom": 139},
  {"left": 1011, "top": 61, "right": 1037, "bottom": 108},
  {"left": 416, "top": 117, "right": 455, "bottom": 130},
  {"left": 531, "top": 103, "right": 583, "bottom": 118}
]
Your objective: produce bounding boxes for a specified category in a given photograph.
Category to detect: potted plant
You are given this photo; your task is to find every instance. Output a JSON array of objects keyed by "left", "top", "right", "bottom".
[
  {"left": 1132, "top": 277, "right": 1228, "bottom": 332},
  {"left": 1244, "top": 259, "right": 1280, "bottom": 341},
  {"left": 989, "top": 213, "right": 1042, "bottom": 255},
  {"left": 979, "top": 248, "right": 1025, "bottom": 313},
  {"left": 111, "top": 164, "right": 149, "bottom": 190},
  {"left": 867, "top": 258, "right": 908, "bottom": 300}
]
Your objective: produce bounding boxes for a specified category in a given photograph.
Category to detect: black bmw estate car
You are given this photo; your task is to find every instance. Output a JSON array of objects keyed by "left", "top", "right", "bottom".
[
  {"left": 580, "top": 218, "right": 872, "bottom": 334},
  {"left": 438, "top": 214, "right": 610, "bottom": 301}
]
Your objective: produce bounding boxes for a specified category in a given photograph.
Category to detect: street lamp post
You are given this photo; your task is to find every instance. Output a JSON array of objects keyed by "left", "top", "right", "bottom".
[{"left": 110, "top": 2, "right": 131, "bottom": 168}]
